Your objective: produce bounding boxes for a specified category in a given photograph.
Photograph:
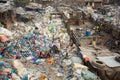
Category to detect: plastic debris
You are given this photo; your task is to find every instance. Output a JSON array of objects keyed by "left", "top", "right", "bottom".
[{"left": 0, "top": 3, "right": 100, "bottom": 80}]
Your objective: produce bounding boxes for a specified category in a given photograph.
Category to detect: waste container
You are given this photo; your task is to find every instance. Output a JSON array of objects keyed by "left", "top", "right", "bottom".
[{"left": 86, "top": 30, "right": 91, "bottom": 37}]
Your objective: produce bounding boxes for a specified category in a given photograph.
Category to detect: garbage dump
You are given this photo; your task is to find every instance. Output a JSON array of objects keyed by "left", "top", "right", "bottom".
[
  {"left": 89, "top": 5, "right": 120, "bottom": 51},
  {"left": 0, "top": 3, "right": 99, "bottom": 80},
  {"left": 91, "top": 5, "right": 120, "bottom": 32},
  {"left": 68, "top": 4, "right": 120, "bottom": 80}
]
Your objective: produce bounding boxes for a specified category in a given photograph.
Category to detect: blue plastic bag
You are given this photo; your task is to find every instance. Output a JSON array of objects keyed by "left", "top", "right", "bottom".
[
  {"left": 11, "top": 69, "right": 16, "bottom": 73},
  {"left": 7, "top": 46, "right": 13, "bottom": 53},
  {"left": 4, "top": 76, "right": 9, "bottom": 80},
  {"left": 32, "top": 52, "right": 36, "bottom": 57},
  {"left": 33, "top": 58, "right": 38, "bottom": 62},
  {"left": 4, "top": 63, "right": 10, "bottom": 68},
  {"left": 21, "top": 77, "right": 28, "bottom": 80},
  {"left": 0, "top": 62, "right": 4, "bottom": 66}
]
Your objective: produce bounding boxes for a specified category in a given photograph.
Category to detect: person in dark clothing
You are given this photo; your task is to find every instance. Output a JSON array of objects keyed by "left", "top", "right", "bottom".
[
  {"left": 50, "top": 45, "right": 59, "bottom": 54},
  {"left": 82, "top": 11, "right": 85, "bottom": 24},
  {"left": 40, "top": 51, "right": 51, "bottom": 58}
]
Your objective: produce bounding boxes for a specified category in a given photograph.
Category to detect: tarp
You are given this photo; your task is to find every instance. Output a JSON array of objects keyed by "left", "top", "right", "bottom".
[
  {"left": 0, "top": 35, "right": 9, "bottom": 42},
  {"left": 97, "top": 56, "right": 120, "bottom": 67}
]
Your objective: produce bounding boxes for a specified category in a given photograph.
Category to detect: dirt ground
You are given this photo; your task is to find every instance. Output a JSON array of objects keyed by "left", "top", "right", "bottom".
[{"left": 70, "top": 21, "right": 120, "bottom": 63}]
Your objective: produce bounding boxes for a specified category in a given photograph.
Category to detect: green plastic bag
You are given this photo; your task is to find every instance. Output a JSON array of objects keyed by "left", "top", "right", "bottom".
[{"left": 49, "top": 27, "right": 54, "bottom": 33}]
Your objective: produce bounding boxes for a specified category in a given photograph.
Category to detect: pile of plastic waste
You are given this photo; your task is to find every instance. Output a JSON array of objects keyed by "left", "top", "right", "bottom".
[
  {"left": 0, "top": 4, "right": 99, "bottom": 80},
  {"left": 91, "top": 5, "right": 120, "bottom": 32}
]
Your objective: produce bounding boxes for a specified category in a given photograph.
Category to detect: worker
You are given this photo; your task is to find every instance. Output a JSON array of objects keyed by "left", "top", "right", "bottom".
[
  {"left": 92, "top": 37, "right": 96, "bottom": 48},
  {"left": 82, "top": 11, "right": 85, "bottom": 24},
  {"left": 50, "top": 45, "right": 59, "bottom": 54},
  {"left": 93, "top": 26, "right": 99, "bottom": 32},
  {"left": 40, "top": 51, "right": 51, "bottom": 59}
]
